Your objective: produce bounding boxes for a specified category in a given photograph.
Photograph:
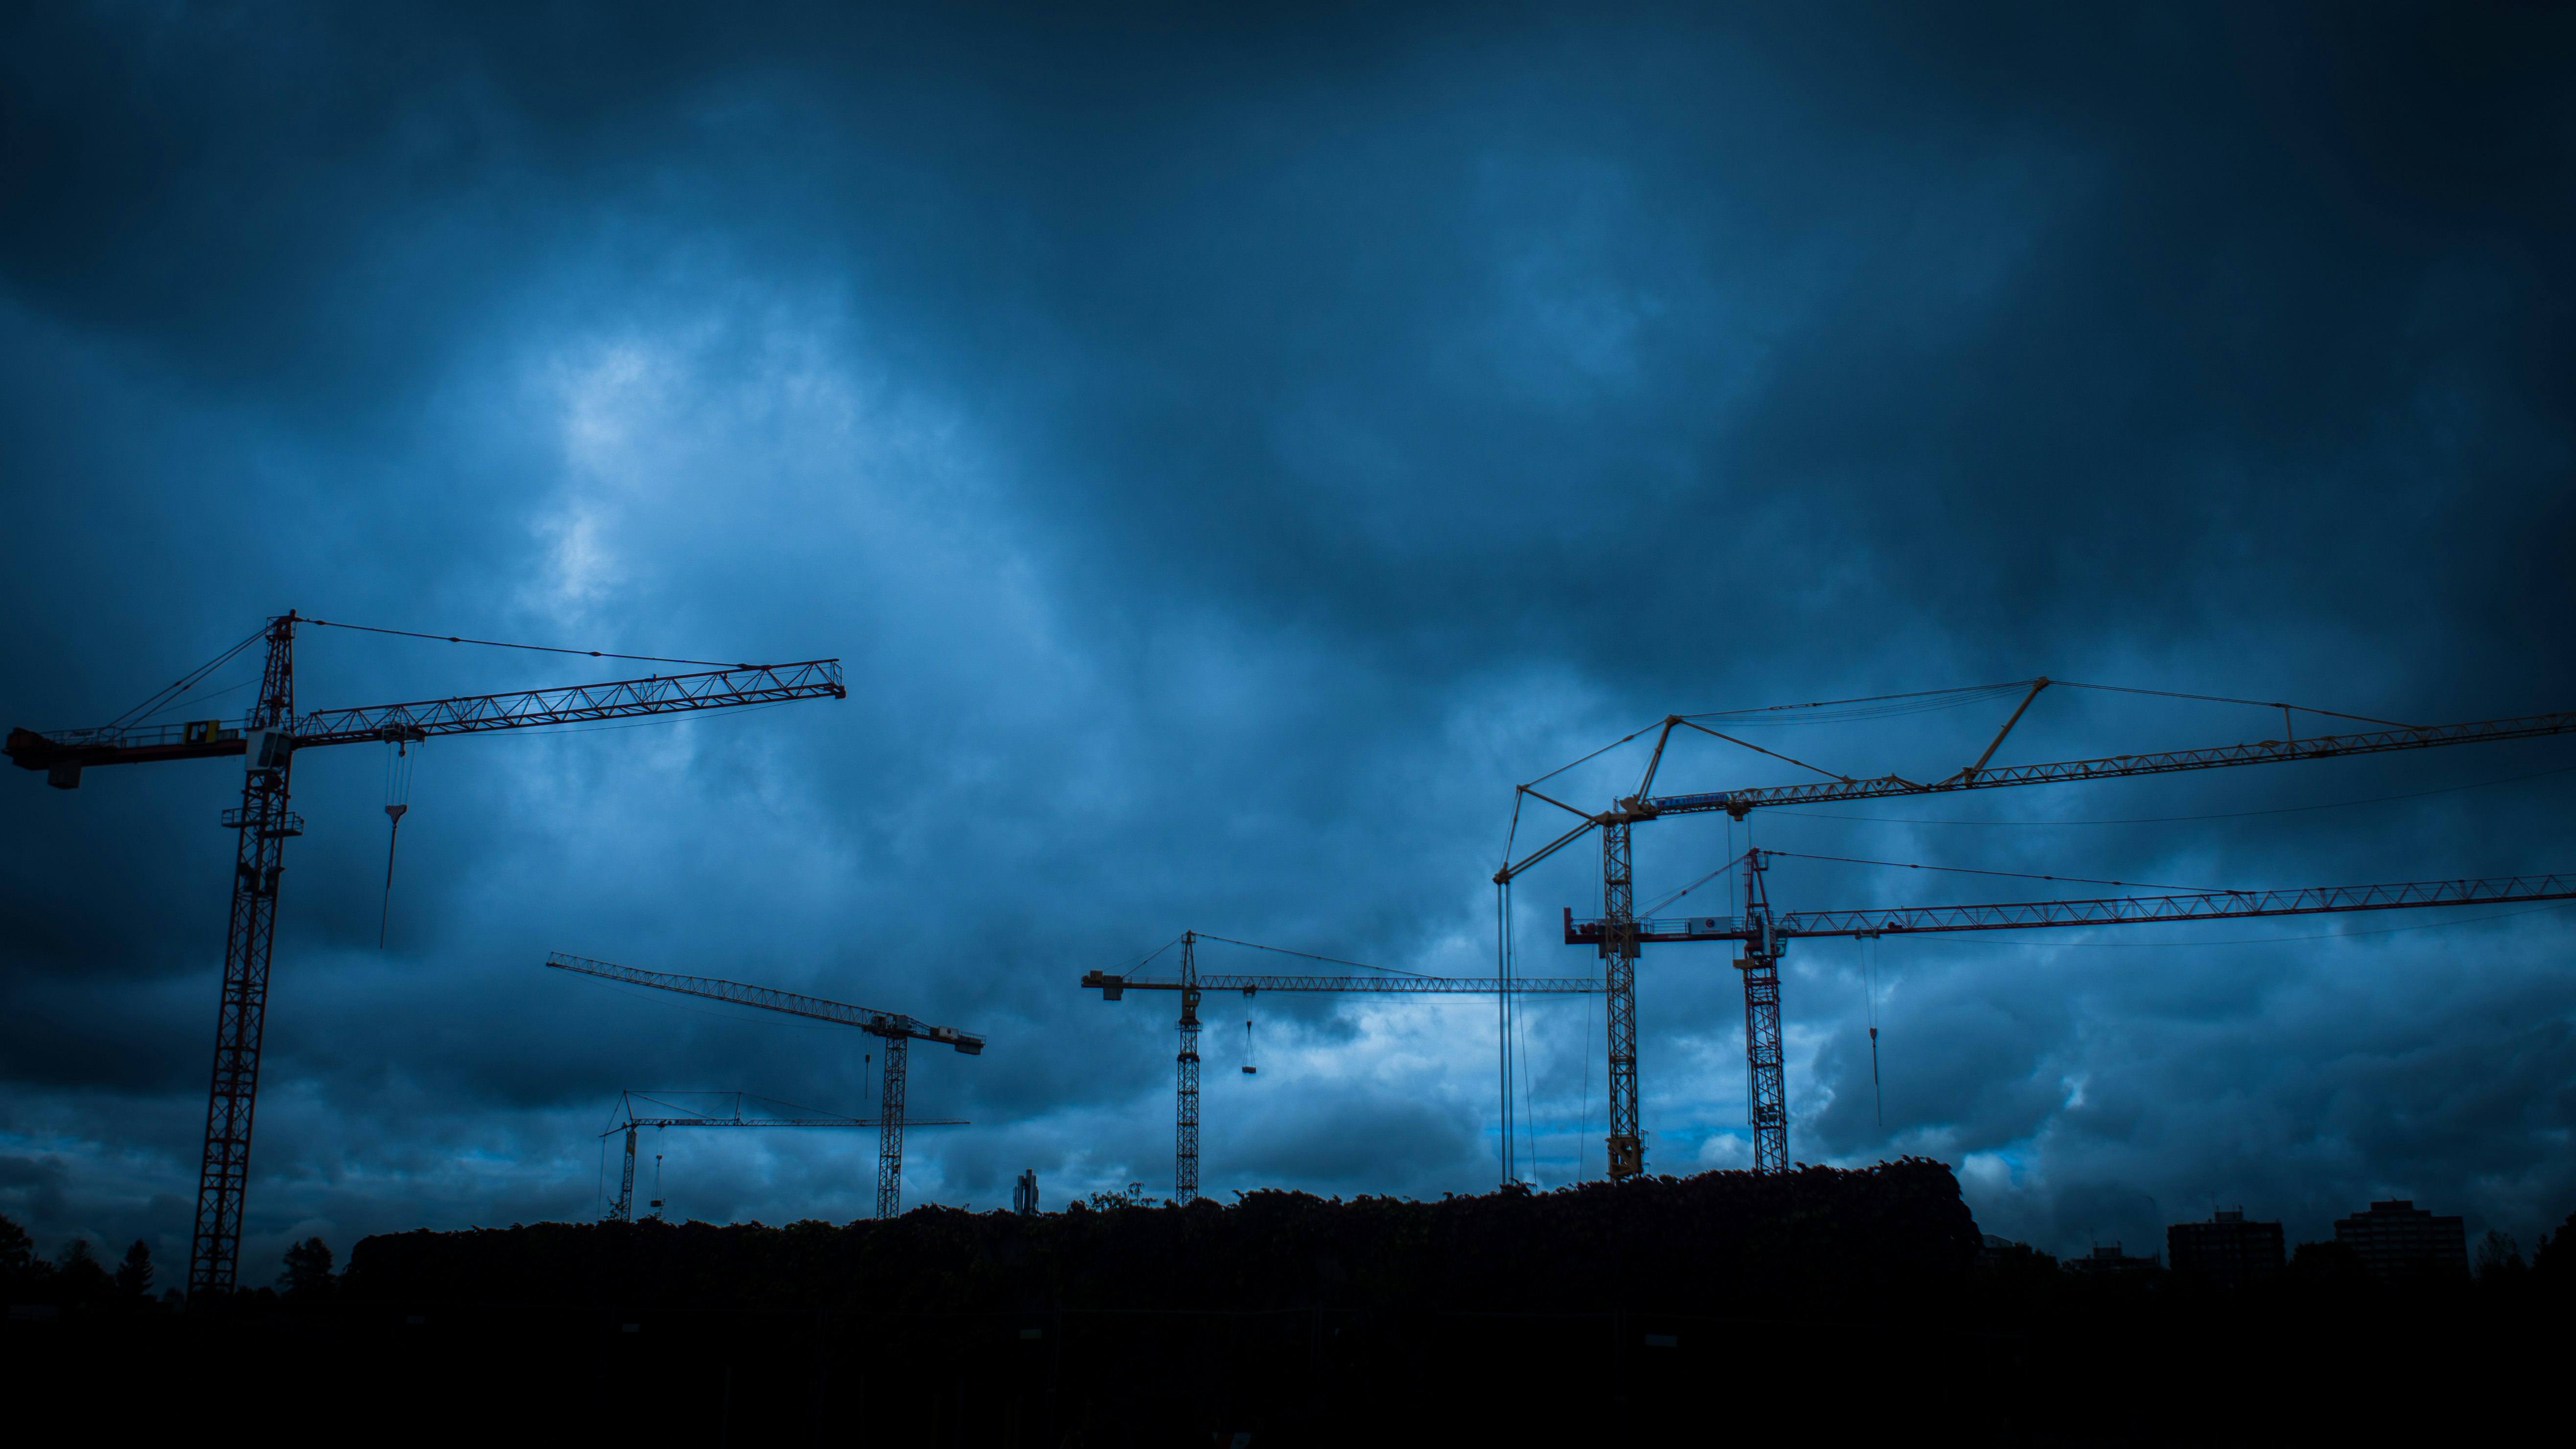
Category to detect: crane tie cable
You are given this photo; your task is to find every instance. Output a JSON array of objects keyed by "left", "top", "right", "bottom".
[
  {"left": 1683, "top": 680, "right": 2036, "bottom": 725},
  {"left": 1769, "top": 762, "right": 2576, "bottom": 826},
  {"left": 1758, "top": 850, "right": 2235, "bottom": 895},
  {"left": 306, "top": 618, "right": 756, "bottom": 669},
  {"left": 107, "top": 624, "right": 269, "bottom": 730},
  {"left": 2050, "top": 680, "right": 2420, "bottom": 731},
  {"left": 1642, "top": 857, "right": 1747, "bottom": 917},
  {"left": 1192, "top": 933, "right": 1445, "bottom": 980}
]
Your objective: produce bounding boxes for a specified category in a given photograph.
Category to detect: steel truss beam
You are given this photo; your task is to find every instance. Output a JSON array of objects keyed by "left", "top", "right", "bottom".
[
  {"left": 188, "top": 614, "right": 299, "bottom": 1298},
  {"left": 7, "top": 662, "right": 847, "bottom": 777},
  {"left": 1174, "top": 933, "right": 1202, "bottom": 1202},
  {"left": 1082, "top": 972, "right": 1600, "bottom": 995},
  {"left": 1639, "top": 711, "right": 2576, "bottom": 820},
  {"left": 877, "top": 1035, "right": 911, "bottom": 1221},
  {"left": 1600, "top": 819, "right": 1643, "bottom": 1180},
  {"left": 1564, "top": 871, "right": 2576, "bottom": 944}
]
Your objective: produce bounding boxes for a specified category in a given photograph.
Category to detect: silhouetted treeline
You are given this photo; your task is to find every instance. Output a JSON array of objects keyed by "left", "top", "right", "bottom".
[
  {"left": 0, "top": 1215, "right": 166, "bottom": 1311},
  {"left": 344, "top": 1158, "right": 1978, "bottom": 1318},
  {"left": 0, "top": 1218, "right": 341, "bottom": 1315},
  {"left": 10, "top": 1180, "right": 2576, "bottom": 1445}
]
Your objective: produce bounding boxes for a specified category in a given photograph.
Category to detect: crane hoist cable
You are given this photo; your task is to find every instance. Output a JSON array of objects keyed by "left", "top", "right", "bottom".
[
  {"left": 1862, "top": 932, "right": 1883, "bottom": 1129},
  {"left": 1577, "top": 985, "right": 1593, "bottom": 1181},
  {"left": 1757, "top": 850, "right": 2229, "bottom": 895},
  {"left": 377, "top": 736, "right": 416, "bottom": 949}
]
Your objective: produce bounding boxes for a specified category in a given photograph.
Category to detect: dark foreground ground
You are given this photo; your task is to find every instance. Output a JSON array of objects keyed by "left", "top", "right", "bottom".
[{"left": 5, "top": 1161, "right": 2566, "bottom": 1445}]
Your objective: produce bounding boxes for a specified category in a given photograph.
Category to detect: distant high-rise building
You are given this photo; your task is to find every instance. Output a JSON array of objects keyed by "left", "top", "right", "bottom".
[
  {"left": 2167, "top": 1208, "right": 2284, "bottom": 1287},
  {"left": 2332, "top": 1200, "right": 2466, "bottom": 1280}
]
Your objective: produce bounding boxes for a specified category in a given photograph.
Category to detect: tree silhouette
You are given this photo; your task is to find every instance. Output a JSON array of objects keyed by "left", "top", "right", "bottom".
[
  {"left": 2531, "top": 1209, "right": 2576, "bottom": 1290},
  {"left": 2475, "top": 1229, "right": 2527, "bottom": 1286},
  {"left": 279, "top": 1237, "right": 337, "bottom": 1298},
  {"left": 0, "top": 1214, "right": 32, "bottom": 1281},
  {"left": 115, "top": 1239, "right": 155, "bottom": 1299},
  {"left": 54, "top": 1238, "right": 111, "bottom": 1302}
]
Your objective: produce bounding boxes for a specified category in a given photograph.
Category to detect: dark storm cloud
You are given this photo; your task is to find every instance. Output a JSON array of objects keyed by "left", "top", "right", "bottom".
[{"left": 3, "top": 1, "right": 2573, "bottom": 1272}]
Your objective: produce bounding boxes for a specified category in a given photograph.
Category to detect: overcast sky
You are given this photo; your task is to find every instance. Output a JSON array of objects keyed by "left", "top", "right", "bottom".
[{"left": 4, "top": 2, "right": 2573, "bottom": 1278}]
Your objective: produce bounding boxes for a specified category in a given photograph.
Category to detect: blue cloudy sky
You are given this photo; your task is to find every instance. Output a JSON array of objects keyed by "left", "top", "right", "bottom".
[{"left": 4, "top": 2, "right": 2573, "bottom": 1276}]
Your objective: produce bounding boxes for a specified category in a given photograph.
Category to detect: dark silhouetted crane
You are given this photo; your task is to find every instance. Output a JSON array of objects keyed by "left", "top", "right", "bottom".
[
  {"left": 1567, "top": 853, "right": 2576, "bottom": 1171},
  {"left": 597, "top": 1090, "right": 965, "bottom": 1222},
  {"left": 1082, "top": 930, "right": 1599, "bottom": 1200},
  {"left": 1497, "top": 684, "right": 2576, "bottom": 1182},
  {"left": 4, "top": 611, "right": 844, "bottom": 1297},
  {"left": 546, "top": 952, "right": 984, "bottom": 1218}
]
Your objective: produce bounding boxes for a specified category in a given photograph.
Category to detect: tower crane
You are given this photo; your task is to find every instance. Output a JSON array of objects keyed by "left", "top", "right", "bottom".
[
  {"left": 1565, "top": 853, "right": 2576, "bottom": 1171},
  {"left": 1081, "top": 930, "right": 1600, "bottom": 1201},
  {"left": 596, "top": 1090, "right": 965, "bottom": 1223},
  {"left": 4, "top": 611, "right": 844, "bottom": 1297},
  {"left": 1495, "top": 681, "right": 2576, "bottom": 1182},
  {"left": 545, "top": 952, "right": 984, "bottom": 1219}
]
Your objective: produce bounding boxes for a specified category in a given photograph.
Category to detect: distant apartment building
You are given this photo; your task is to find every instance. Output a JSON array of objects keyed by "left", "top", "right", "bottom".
[
  {"left": 1975, "top": 1233, "right": 2048, "bottom": 1274},
  {"left": 2332, "top": 1199, "right": 2467, "bottom": 1280},
  {"left": 2167, "top": 1208, "right": 2284, "bottom": 1287},
  {"left": 2061, "top": 1242, "right": 2160, "bottom": 1279}
]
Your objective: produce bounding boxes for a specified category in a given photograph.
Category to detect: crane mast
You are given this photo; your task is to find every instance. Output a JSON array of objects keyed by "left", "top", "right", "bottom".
[
  {"left": 5, "top": 612, "right": 844, "bottom": 1297},
  {"left": 877, "top": 1035, "right": 911, "bottom": 1218},
  {"left": 196, "top": 614, "right": 300, "bottom": 1295},
  {"left": 1174, "top": 934, "right": 1201, "bottom": 1202},
  {"left": 1599, "top": 816, "right": 1643, "bottom": 1180},
  {"left": 1737, "top": 850, "right": 1786, "bottom": 1176}
]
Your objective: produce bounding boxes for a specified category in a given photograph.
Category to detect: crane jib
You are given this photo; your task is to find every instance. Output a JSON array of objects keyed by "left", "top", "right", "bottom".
[
  {"left": 1562, "top": 873, "right": 2576, "bottom": 943},
  {"left": 1639, "top": 710, "right": 2576, "bottom": 818},
  {"left": 1082, "top": 969, "right": 1601, "bottom": 994},
  {"left": 544, "top": 951, "right": 985, "bottom": 1053},
  {"left": 605, "top": 1117, "right": 969, "bottom": 1133},
  {"left": 4, "top": 660, "right": 848, "bottom": 779}
]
